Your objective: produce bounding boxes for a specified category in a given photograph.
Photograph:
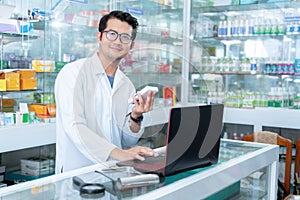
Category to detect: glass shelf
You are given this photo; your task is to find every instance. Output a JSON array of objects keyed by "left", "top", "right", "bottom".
[{"left": 0, "top": 33, "right": 39, "bottom": 45}]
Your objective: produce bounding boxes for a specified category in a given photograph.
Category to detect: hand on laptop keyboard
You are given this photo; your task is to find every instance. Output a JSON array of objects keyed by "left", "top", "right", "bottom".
[{"left": 110, "top": 146, "right": 159, "bottom": 162}]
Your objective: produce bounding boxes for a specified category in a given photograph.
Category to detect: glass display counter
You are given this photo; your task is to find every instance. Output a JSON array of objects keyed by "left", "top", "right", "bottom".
[{"left": 0, "top": 139, "right": 278, "bottom": 200}]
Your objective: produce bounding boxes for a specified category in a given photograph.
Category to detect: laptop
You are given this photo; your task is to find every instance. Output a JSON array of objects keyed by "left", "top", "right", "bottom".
[{"left": 117, "top": 104, "right": 224, "bottom": 176}]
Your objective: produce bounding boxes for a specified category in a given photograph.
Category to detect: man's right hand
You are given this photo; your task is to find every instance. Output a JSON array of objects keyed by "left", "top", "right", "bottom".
[{"left": 109, "top": 146, "right": 159, "bottom": 162}]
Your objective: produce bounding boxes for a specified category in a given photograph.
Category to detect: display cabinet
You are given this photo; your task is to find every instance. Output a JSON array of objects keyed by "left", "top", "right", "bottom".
[
  {"left": 189, "top": 1, "right": 300, "bottom": 105},
  {"left": 0, "top": 139, "right": 279, "bottom": 199}
]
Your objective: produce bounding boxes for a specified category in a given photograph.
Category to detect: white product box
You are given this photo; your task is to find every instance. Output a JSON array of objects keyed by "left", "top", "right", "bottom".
[{"left": 21, "top": 157, "right": 54, "bottom": 176}]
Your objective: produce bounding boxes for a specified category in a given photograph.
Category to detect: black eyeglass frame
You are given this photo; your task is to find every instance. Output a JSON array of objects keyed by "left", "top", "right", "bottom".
[{"left": 101, "top": 30, "right": 133, "bottom": 44}]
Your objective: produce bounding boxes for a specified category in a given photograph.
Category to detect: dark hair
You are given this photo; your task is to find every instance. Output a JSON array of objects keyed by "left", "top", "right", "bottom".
[{"left": 99, "top": 10, "right": 139, "bottom": 41}]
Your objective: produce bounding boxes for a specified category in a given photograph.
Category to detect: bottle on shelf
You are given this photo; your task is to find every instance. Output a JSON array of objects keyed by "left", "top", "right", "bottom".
[
  {"left": 239, "top": 19, "right": 246, "bottom": 36},
  {"left": 268, "top": 87, "right": 276, "bottom": 107},
  {"left": 248, "top": 19, "right": 254, "bottom": 36},
  {"left": 250, "top": 58, "right": 257, "bottom": 74},
  {"left": 218, "top": 21, "right": 224, "bottom": 37}
]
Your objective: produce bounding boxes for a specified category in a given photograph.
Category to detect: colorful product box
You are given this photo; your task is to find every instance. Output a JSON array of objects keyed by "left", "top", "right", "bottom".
[
  {"left": 19, "top": 69, "right": 36, "bottom": 79},
  {"left": 32, "top": 60, "right": 55, "bottom": 72},
  {"left": 163, "top": 86, "right": 176, "bottom": 106},
  {"left": 0, "top": 80, "right": 6, "bottom": 91},
  {"left": 2, "top": 98, "right": 14, "bottom": 107},
  {"left": 29, "top": 104, "right": 56, "bottom": 117},
  {"left": 29, "top": 104, "right": 49, "bottom": 115},
  {"left": 20, "top": 79, "right": 37, "bottom": 90},
  {"left": 0, "top": 71, "right": 20, "bottom": 91},
  {"left": 55, "top": 61, "right": 67, "bottom": 72}
]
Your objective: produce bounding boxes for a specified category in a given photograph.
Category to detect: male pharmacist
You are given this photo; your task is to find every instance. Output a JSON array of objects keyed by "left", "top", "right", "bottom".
[{"left": 55, "top": 10, "right": 157, "bottom": 173}]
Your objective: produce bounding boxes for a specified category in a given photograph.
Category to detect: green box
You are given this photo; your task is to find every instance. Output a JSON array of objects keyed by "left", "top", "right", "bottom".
[{"left": 55, "top": 61, "right": 67, "bottom": 72}]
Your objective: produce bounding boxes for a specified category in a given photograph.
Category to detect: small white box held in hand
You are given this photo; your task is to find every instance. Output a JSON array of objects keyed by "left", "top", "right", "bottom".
[{"left": 128, "top": 86, "right": 158, "bottom": 104}]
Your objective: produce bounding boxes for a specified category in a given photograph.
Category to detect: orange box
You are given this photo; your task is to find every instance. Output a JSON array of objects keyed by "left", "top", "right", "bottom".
[
  {"left": 0, "top": 71, "right": 20, "bottom": 79},
  {"left": 29, "top": 103, "right": 56, "bottom": 116},
  {"left": 20, "top": 79, "right": 37, "bottom": 90},
  {"left": 19, "top": 69, "right": 36, "bottom": 79},
  {"left": 2, "top": 98, "right": 14, "bottom": 107},
  {"left": 6, "top": 78, "right": 20, "bottom": 91},
  {"left": 29, "top": 104, "right": 48, "bottom": 115}
]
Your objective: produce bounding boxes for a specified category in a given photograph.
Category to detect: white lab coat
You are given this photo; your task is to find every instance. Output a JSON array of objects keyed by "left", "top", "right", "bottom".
[{"left": 55, "top": 52, "right": 144, "bottom": 173}]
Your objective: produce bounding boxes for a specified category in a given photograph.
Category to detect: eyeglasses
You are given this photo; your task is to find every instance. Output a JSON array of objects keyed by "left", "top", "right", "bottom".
[{"left": 102, "top": 30, "right": 133, "bottom": 44}]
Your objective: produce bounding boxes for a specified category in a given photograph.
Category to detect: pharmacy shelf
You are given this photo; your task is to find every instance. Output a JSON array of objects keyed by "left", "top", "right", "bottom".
[{"left": 0, "top": 123, "right": 55, "bottom": 153}]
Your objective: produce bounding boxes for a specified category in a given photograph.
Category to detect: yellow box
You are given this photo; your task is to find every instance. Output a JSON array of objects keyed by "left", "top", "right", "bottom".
[
  {"left": 0, "top": 71, "right": 20, "bottom": 91},
  {"left": 6, "top": 79, "right": 20, "bottom": 91},
  {"left": 32, "top": 60, "right": 55, "bottom": 72},
  {"left": 20, "top": 79, "right": 37, "bottom": 90},
  {"left": 19, "top": 69, "right": 36, "bottom": 79},
  {"left": 0, "top": 79, "right": 6, "bottom": 91}
]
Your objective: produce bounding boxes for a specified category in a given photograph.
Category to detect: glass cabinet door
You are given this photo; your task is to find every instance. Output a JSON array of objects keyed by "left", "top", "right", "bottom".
[
  {"left": 113, "top": 0, "right": 184, "bottom": 107},
  {"left": 190, "top": 1, "right": 300, "bottom": 110}
]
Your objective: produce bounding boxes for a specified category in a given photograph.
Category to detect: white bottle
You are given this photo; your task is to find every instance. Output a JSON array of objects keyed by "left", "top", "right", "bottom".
[
  {"left": 227, "top": 20, "right": 231, "bottom": 37},
  {"left": 223, "top": 132, "right": 228, "bottom": 139}
]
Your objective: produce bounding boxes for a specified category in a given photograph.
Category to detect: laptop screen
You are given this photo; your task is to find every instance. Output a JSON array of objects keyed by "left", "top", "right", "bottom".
[
  {"left": 116, "top": 104, "right": 224, "bottom": 176},
  {"left": 164, "top": 104, "right": 224, "bottom": 175}
]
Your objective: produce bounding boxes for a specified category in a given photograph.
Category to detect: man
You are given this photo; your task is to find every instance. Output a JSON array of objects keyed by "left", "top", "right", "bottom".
[{"left": 55, "top": 10, "right": 157, "bottom": 173}]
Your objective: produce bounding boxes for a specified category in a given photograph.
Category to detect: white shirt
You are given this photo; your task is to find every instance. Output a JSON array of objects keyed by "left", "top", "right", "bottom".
[{"left": 55, "top": 52, "right": 144, "bottom": 173}]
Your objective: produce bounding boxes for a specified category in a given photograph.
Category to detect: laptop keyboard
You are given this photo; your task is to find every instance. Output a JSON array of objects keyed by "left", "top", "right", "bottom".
[
  {"left": 132, "top": 155, "right": 166, "bottom": 172},
  {"left": 116, "top": 155, "right": 166, "bottom": 173},
  {"left": 135, "top": 155, "right": 165, "bottom": 164}
]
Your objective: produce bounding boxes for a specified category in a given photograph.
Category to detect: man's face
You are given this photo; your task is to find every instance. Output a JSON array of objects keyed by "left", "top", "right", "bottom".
[{"left": 97, "top": 18, "right": 134, "bottom": 63}]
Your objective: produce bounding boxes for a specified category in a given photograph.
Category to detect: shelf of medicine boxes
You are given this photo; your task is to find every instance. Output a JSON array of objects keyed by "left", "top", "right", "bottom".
[
  {"left": 191, "top": 1, "right": 300, "bottom": 14},
  {"left": 0, "top": 19, "right": 41, "bottom": 45}
]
